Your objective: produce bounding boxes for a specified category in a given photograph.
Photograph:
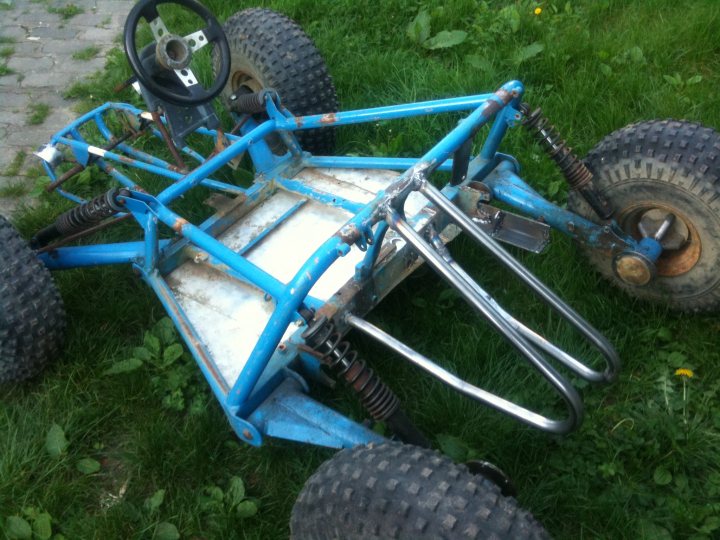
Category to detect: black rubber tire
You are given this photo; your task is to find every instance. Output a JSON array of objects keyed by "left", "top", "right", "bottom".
[
  {"left": 290, "top": 442, "right": 550, "bottom": 540},
  {"left": 215, "top": 8, "right": 338, "bottom": 155},
  {"left": 568, "top": 119, "right": 720, "bottom": 312},
  {"left": 0, "top": 216, "right": 66, "bottom": 383}
]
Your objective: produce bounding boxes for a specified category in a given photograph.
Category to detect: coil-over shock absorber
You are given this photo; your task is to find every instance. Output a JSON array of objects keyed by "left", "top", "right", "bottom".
[
  {"left": 521, "top": 104, "right": 613, "bottom": 220},
  {"left": 31, "top": 187, "right": 128, "bottom": 248},
  {"left": 302, "top": 315, "right": 430, "bottom": 447},
  {"left": 228, "top": 89, "right": 272, "bottom": 115}
]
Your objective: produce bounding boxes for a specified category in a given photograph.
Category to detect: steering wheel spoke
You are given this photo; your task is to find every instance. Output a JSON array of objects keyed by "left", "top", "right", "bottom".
[
  {"left": 183, "top": 29, "right": 209, "bottom": 52},
  {"left": 174, "top": 67, "right": 199, "bottom": 88},
  {"left": 149, "top": 16, "right": 171, "bottom": 42}
]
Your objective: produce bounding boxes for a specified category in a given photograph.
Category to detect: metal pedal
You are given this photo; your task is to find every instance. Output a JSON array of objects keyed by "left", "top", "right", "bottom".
[{"left": 471, "top": 203, "right": 550, "bottom": 254}]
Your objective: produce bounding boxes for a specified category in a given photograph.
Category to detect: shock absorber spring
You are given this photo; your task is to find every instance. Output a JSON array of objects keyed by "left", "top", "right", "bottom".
[
  {"left": 303, "top": 315, "right": 399, "bottom": 420},
  {"left": 31, "top": 188, "right": 128, "bottom": 248},
  {"left": 521, "top": 104, "right": 613, "bottom": 220},
  {"left": 302, "top": 315, "right": 430, "bottom": 447}
]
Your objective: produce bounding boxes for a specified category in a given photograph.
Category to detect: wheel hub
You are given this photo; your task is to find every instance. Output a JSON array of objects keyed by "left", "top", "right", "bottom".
[{"left": 617, "top": 203, "right": 702, "bottom": 278}]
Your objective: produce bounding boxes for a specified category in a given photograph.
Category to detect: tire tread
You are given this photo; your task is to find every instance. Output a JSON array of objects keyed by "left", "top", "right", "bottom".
[
  {"left": 569, "top": 119, "right": 720, "bottom": 312},
  {"left": 0, "top": 216, "right": 65, "bottom": 383},
  {"left": 291, "top": 442, "right": 549, "bottom": 540},
  {"left": 218, "top": 8, "right": 338, "bottom": 154}
]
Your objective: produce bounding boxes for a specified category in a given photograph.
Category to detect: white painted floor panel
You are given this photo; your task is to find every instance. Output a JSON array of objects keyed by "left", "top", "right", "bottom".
[{"left": 166, "top": 168, "right": 431, "bottom": 389}]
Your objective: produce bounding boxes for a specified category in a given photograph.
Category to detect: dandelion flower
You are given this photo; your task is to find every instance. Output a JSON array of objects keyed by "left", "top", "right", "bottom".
[
  {"left": 675, "top": 368, "right": 694, "bottom": 378},
  {"left": 534, "top": 7, "right": 542, "bottom": 15}
]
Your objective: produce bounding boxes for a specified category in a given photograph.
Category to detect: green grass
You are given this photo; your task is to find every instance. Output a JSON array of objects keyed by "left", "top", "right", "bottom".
[
  {"left": 3, "top": 0, "right": 720, "bottom": 538},
  {"left": 2, "top": 150, "right": 26, "bottom": 177},
  {"left": 0, "top": 63, "right": 13, "bottom": 76},
  {"left": 0, "top": 46, "right": 13, "bottom": 59},
  {"left": 0, "top": 182, "right": 29, "bottom": 197},
  {"left": 72, "top": 46, "right": 100, "bottom": 61},
  {"left": 47, "top": 2, "right": 82, "bottom": 20},
  {"left": 26, "top": 102, "right": 51, "bottom": 125}
]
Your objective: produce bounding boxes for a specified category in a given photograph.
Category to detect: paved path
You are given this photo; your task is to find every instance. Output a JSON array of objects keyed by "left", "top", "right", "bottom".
[{"left": 0, "top": 0, "right": 132, "bottom": 217}]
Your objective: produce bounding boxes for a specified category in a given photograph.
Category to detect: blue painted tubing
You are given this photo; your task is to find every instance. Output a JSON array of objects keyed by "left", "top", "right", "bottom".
[{"left": 277, "top": 93, "right": 496, "bottom": 131}]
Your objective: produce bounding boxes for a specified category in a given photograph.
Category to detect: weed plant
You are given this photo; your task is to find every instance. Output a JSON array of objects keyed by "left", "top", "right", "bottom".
[
  {"left": 71, "top": 46, "right": 100, "bottom": 61},
  {"left": 26, "top": 103, "right": 50, "bottom": 126},
  {"left": 46, "top": 3, "right": 82, "bottom": 20},
  {"left": 2, "top": 1, "right": 720, "bottom": 539}
]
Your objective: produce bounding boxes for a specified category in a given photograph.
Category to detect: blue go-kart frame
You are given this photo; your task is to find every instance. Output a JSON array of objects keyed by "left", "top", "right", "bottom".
[{"left": 33, "top": 79, "right": 635, "bottom": 449}]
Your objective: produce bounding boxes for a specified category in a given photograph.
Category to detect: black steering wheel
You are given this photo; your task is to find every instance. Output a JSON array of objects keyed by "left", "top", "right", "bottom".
[{"left": 123, "top": 0, "right": 230, "bottom": 106}]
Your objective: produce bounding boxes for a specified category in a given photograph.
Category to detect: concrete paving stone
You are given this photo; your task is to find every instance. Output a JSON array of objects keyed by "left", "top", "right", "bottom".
[
  {"left": 0, "top": 198, "right": 19, "bottom": 217},
  {"left": 76, "top": 26, "right": 115, "bottom": 41},
  {"left": 0, "top": 111, "right": 27, "bottom": 126},
  {"left": 0, "top": 10, "right": 19, "bottom": 23},
  {"left": 1, "top": 0, "right": 134, "bottom": 217},
  {"left": 27, "top": 90, "right": 72, "bottom": 108},
  {"left": 7, "top": 54, "right": 54, "bottom": 71},
  {"left": 0, "top": 73, "right": 22, "bottom": 87},
  {"left": 0, "top": 155, "right": 15, "bottom": 173},
  {"left": 95, "top": 1, "right": 133, "bottom": 14},
  {"left": 65, "top": 13, "right": 107, "bottom": 27},
  {"left": 0, "top": 26, "right": 28, "bottom": 40},
  {"left": 10, "top": 12, "right": 53, "bottom": 25},
  {"left": 0, "top": 144, "right": 22, "bottom": 162},
  {"left": 28, "top": 25, "right": 79, "bottom": 40},
  {"left": 8, "top": 40, "right": 45, "bottom": 57},
  {"left": 19, "top": 123, "right": 63, "bottom": 142},
  {"left": 40, "top": 38, "right": 86, "bottom": 55},
  {"left": 0, "top": 91, "right": 32, "bottom": 108},
  {"left": 63, "top": 56, "right": 105, "bottom": 72},
  {"left": 20, "top": 69, "right": 83, "bottom": 87},
  {"left": 0, "top": 146, "right": 27, "bottom": 172},
  {"left": 6, "top": 126, "right": 54, "bottom": 146},
  {"left": 110, "top": 12, "right": 127, "bottom": 27}
]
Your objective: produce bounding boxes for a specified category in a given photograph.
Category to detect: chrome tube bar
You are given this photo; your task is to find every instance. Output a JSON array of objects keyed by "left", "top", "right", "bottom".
[
  {"left": 426, "top": 227, "right": 607, "bottom": 383},
  {"left": 386, "top": 209, "right": 582, "bottom": 434},
  {"left": 346, "top": 312, "right": 578, "bottom": 433},
  {"left": 450, "top": 260, "right": 604, "bottom": 381},
  {"left": 418, "top": 180, "right": 620, "bottom": 383}
]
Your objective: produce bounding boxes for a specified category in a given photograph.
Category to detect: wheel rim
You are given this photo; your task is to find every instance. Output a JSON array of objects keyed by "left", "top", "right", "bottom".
[
  {"left": 618, "top": 202, "right": 702, "bottom": 277},
  {"left": 230, "top": 66, "right": 263, "bottom": 96}
]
